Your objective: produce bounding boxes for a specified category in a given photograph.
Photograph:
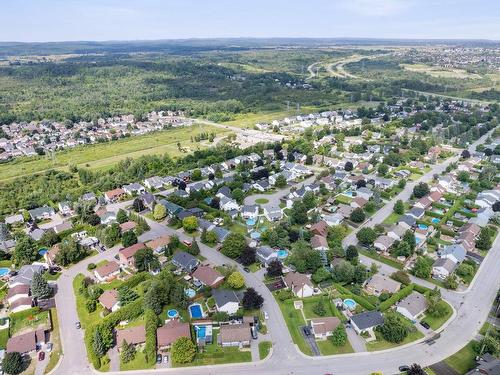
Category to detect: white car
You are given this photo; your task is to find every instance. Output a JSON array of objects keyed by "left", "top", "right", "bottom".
[{"left": 264, "top": 311, "right": 269, "bottom": 320}]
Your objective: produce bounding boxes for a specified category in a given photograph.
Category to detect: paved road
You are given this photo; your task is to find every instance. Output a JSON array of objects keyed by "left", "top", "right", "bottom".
[{"left": 243, "top": 175, "right": 317, "bottom": 206}]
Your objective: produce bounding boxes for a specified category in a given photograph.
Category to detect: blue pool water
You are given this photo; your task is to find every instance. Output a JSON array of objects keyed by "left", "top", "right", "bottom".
[
  {"left": 246, "top": 218, "right": 256, "bottom": 226},
  {"left": 250, "top": 231, "right": 261, "bottom": 240},
  {"left": 167, "top": 309, "right": 179, "bottom": 319},
  {"left": 0, "top": 268, "right": 10, "bottom": 277},
  {"left": 185, "top": 288, "right": 196, "bottom": 299},
  {"left": 189, "top": 304, "right": 203, "bottom": 319},
  {"left": 277, "top": 249, "right": 288, "bottom": 259},
  {"left": 38, "top": 248, "right": 48, "bottom": 256},
  {"left": 418, "top": 224, "right": 428, "bottom": 230},
  {"left": 196, "top": 325, "right": 206, "bottom": 338},
  {"left": 431, "top": 218, "right": 440, "bottom": 224},
  {"left": 344, "top": 191, "right": 354, "bottom": 197},
  {"left": 343, "top": 299, "right": 357, "bottom": 310},
  {"left": 415, "top": 237, "right": 421, "bottom": 244}
]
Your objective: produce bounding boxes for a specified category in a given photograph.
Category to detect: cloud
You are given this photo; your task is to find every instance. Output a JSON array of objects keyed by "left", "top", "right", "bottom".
[{"left": 338, "top": 0, "right": 415, "bottom": 17}]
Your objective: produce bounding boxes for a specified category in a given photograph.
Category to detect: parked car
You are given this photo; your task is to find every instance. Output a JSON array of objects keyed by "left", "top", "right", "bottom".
[
  {"left": 420, "top": 321, "right": 430, "bottom": 329},
  {"left": 156, "top": 354, "right": 162, "bottom": 364},
  {"left": 264, "top": 311, "right": 269, "bottom": 320},
  {"left": 303, "top": 326, "right": 312, "bottom": 336},
  {"left": 251, "top": 326, "right": 258, "bottom": 340},
  {"left": 163, "top": 355, "right": 169, "bottom": 364},
  {"left": 75, "top": 321, "right": 81, "bottom": 329},
  {"left": 46, "top": 343, "right": 53, "bottom": 352},
  {"left": 243, "top": 267, "right": 250, "bottom": 273},
  {"left": 399, "top": 365, "right": 410, "bottom": 372},
  {"left": 38, "top": 351, "right": 45, "bottom": 361}
]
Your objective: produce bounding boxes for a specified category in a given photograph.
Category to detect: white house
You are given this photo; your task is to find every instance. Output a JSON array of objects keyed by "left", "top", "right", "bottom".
[
  {"left": 219, "top": 196, "right": 240, "bottom": 212},
  {"left": 432, "top": 258, "right": 457, "bottom": 280},
  {"left": 374, "top": 235, "right": 395, "bottom": 253},
  {"left": 263, "top": 205, "right": 283, "bottom": 222},
  {"left": 310, "top": 317, "right": 341, "bottom": 340},
  {"left": 284, "top": 272, "right": 314, "bottom": 298},
  {"left": 212, "top": 289, "right": 240, "bottom": 315},
  {"left": 395, "top": 292, "right": 428, "bottom": 322}
]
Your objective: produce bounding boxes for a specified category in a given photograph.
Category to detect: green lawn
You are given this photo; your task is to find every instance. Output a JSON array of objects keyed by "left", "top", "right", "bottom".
[
  {"left": 366, "top": 330, "right": 424, "bottom": 352},
  {"left": 73, "top": 274, "right": 105, "bottom": 329},
  {"left": 444, "top": 341, "right": 478, "bottom": 374},
  {"left": 383, "top": 212, "right": 401, "bottom": 225},
  {"left": 317, "top": 338, "right": 354, "bottom": 355},
  {"left": 120, "top": 350, "right": 154, "bottom": 371},
  {"left": 358, "top": 248, "right": 403, "bottom": 270},
  {"left": 335, "top": 195, "right": 353, "bottom": 204},
  {"left": 258, "top": 341, "right": 272, "bottom": 360},
  {"left": 0, "top": 328, "right": 9, "bottom": 349},
  {"left": 255, "top": 198, "right": 269, "bottom": 204},
  {"left": 249, "top": 263, "right": 261, "bottom": 273},
  {"left": 301, "top": 297, "right": 342, "bottom": 320},
  {"left": 44, "top": 272, "right": 62, "bottom": 281},
  {"left": 229, "top": 222, "right": 247, "bottom": 236},
  {"left": 275, "top": 298, "right": 312, "bottom": 356},
  {"left": 421, "top": 301, "right": 453, "bottom": 331},
  {"left": 0, "top": 260, "right": 13, "bottom": 268},
  {"left": 479, "top": 322, "right": 494, "bottom": 336},
  {"left": 9, "top": 308, "right": 50, "bottom": 336}
]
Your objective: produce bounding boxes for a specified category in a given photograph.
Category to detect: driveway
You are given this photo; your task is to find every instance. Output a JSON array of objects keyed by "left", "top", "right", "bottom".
[
  {"left": 346, "top": 326, "right": 366, "bottom": 352},
  {"left": 244, "top": 175, "right": 316, "bottom": 206},
  {"left": 300, "top": 326, "right": 320, "bottom": 356}
]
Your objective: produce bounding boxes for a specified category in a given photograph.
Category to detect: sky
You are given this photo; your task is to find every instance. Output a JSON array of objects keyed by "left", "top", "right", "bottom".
[{"left": 1, "top": 0, "right": 499, "bottom": 42}]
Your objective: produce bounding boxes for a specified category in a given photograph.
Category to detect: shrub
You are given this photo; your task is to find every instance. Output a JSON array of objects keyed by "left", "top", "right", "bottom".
[
  {"left": 379, "top": 284, "right": 415, "bottom": 311},
  {"left": 87, "top": 263, "right": 96, "bottom": 270},
  {"left": 330, "top": 325, "right": 347, "bottom": 346},
  {"left": 171, "top": 337, "right": 196, "bottom": 364}
]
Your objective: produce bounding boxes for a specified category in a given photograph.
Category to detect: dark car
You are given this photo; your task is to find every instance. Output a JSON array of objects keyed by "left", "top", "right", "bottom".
[
  {"left": 303, "top": 326, "right": 312, "bottom": 336},
  {"left": 399, "top": 365, "right": 410, "bottom": 372},
  {"left": 156, "top": 354, "right": 162, "bottom": 364},
  {"left": 420, "top": 321, "right": 431, "bottom": 329},
  {"left": 75, "top": 321, "right": 81, "bottom": 329},
  {"left": 38, "top": 351, "right": 45, "bottom": 361},
  {"left": 243, "top": 267, "right": 250, "bottom": 273}
]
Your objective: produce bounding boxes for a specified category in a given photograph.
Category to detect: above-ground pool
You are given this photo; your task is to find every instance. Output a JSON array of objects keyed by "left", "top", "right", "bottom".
[
  {"left": 189, "top": 303, "right": 204, "bottom": 319},
  {"left": 246, "top": 218, "right": 256, "bottom": 226},
  {"left": 344, "top": 191, "right": 354, "bottom": 197},
  {"left": 184, "top": 288, "right": 196, "bottom": 299},
  {"left": 38, "top": 248, "right": 48, "bottom": 256},
  {"left": 343, "top": 298, "right": 357, "bottom": 310},
  {"left": 431, "top": 218, "right": 440, "bottom": 224},
  {"left": 250, "top": 231, "right": 261, "bottom": 240},
  {"left": 277, "top": 249, "right": 289, "bottom": 259},
  {"left": 418, "top": 224, "right": 428, "bottom": 230},
  {"left": 0, "top": 268, "right": 10, "bottom": 277},
  {"left": 167, "top": 309, "right": 179, "bottom": 319}
]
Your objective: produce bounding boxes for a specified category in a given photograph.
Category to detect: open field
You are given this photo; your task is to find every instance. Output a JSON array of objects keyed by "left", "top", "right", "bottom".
[
  {"left": 0, "top": 125, "right": 231, "bottom": 181},
  {"left": 400, "top": 63, "right": 483, "bottom": 79}
]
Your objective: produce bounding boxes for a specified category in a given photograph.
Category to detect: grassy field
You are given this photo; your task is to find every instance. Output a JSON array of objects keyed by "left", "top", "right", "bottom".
[
  {"left": 0, "top": 328, "right": 8, "bottom": 349},
  {"left": 275, "top": 298, "right": 312, "bottom": 356},
  {"left": 382, "top": 212, "right": 401, "bottom": 225},
  {"left": 258, "top": 341, "right": 272, "bottom": 360},
  {"left": 400, "top": 63, "right": 483, "bottom": 80},
  {"left": 366, "top": 330, "right": 424, "bottom": 352},
  {"left": 444, "top": 341, "right": 478, "bottom": 374},
  {"left": 317, "top": 338, "right": 354, "bottom": 355},
  {"left": 0, "top": 125, "right": 231, "bottom": 181},
  {"left": 421, "top": 301, "right": 453, "bottom": 331},
  {"left": 120, "top": 350, "right": 154, "bottom": 371}
]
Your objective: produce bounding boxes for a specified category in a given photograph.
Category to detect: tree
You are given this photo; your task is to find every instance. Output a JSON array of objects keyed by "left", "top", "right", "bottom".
[
  {"left": 402, "top": 230, "right": 416, "bottom": 252},
  {"left": 345, "top": 245, "right": 358, "bottom": 261},
  {"left": 312, "top": 267, "right": 331, "bottom": 283},
  {"left": 290, "top": 201, "right": 308, "bottom": 225},
  {"left": 398, "top": 179, "right": 406, "bottom": 189},
  {"left": 204, "top": 230, "right": 218, "bottom": 244},
  {"left": 393, "top": 200, "right": 404, "bottom": 215},
  {"left": 191, "top": 169, "right": 202, "bottom": 181},
  {"left": 391, "top": 270, "right": 411, "bottom": 285},
  {"left": 182, "top": 216, "right": 198, "bottom": 233},
  {"left": 118, "top": 286, "right": 139, "bottom": 306},
  {"left": 2, "top": 352, "right": 24, "bottom": 375},
  {"left": 407, "top": 364, "right": 426, "bottom": 375},
  {"left": 344, "top": 161, "right": 353, "bottom": 171},
  {"left": 116, "top": 209, "right": 128, "bottom": 224},
  {"left": 227, "top": 272, "right": 245, "bottom": 289},
  {"left": 493, "top": 201, "right": 500, "bottom": 212},
  {"left": 242, "top": 288, "right": 264, "bottom": 309},
  {"left": 232, "top": 188, "right": 244, "bottom": 203},
  {"left": 187, "top": 240, "right": 200, "bottom": 256},
  {"left": 476, "top": 227, "right": 493, "bottom": 251},
  {"left": 240, "top": 246, "right": 256, "bottom": 266},
  {"left": 274, "top": 174, "right": 287, "bottom": 188},
  {"left": 221, "top": 233, "right": 246, "bottom": 259},
  {"left": 461, "top": 149, "right": 470, "bottom": 159},
  {"left": 132, "top": 198, "right": 145, "bottom": 212},
  {"left": 313, "top": 298, "right": 327, "bottom": 316},
  {"left": 93, "top": 328, "right": 107, "bottom": 357},
  {"left": 31, "top": 271, "right": 52, "bottom": 299},
  {"left": 122, "top": 231, "right": 138, "bottom": 248},
  {"left": 120, "top": 340, "right": 136, "bottom": 363},
  {"left": 350, "top": 208, "right": 366, "bottom": 223},
  {"left": 356, "top": 227, "right": 377, "bottom": 246},
  {"left": 302, "top": 191, "right": 317, "bottom": 210},
  {"left": 412, "top": 257, "right": 432, "bottom": 279},
  {"left": 457, "top": 171, "right": 469, "bottom": 182},
  {"left": 377, "top": 163, "right": 389, "bottom": 176},
  {"left": 55, "top": 237, "right": 87, "bottom": 266},
  {"left": 378, "top": 313, "right": 408, "bottom": 343},
  {"left": 444, "top": 274, "right": 458, "bottom": 290},
  {"left": 413, "top": 182, "right": 430, "bottom": 198},
  {"left": 171, "top": 337, "right": 196, "bottom": 364},
  {"left": 14, "top": 234, "right": 38, "bottom": 266},
  {"left": 40, "top": 229, "right": 60, "bottom": 247},
  {"left": 153, "top": 204, "right": 166, "bottom": 220},
  {"left": 330, "top": 325, "right": 347, "bottom": 346},
  {"left": 267, "top": 260, "right": 283, "bottom": 277},
  {"left": 134, "top": 248, "right": 160, "bottom": 272}
]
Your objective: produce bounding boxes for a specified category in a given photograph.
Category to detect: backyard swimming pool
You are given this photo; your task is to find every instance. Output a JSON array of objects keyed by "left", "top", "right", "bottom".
[
  {"left": 167, "top": 309, "right": 179, "bottom": 319},
  {"left": 189, "top": 303, "right": 204, "bottom": 319},
  {"left": 343, "top": 298, "right": 357, "bottom": 310},
  {"left": 431, "top": 217, "right": 441, "bottom": 224},
  {"left": 277, "top": 249, "right": 289, "bottom": 259},
  {"left": 418, "top": 224, "right": 428, "bottom": 230},
  {"left": 250, "top": 231, "right": 261, "bottom": 240},
  {"left": 246, "top": 218, "right": 256, "bottom": 226},
  {"left": 0, "top": 268, "right": 10, "bottom": 277},
  {"left": 38, "top": 248, "right": 48, "bottom": 256},
  {"left": 185, "top": 288, "right": 196, "bottom": 299}
]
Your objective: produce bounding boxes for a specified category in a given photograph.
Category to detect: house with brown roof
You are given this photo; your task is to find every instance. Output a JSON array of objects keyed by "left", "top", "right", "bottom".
[
  {"left": 9, "top": 296, "right": 33, "bottom": 313},
  {"left": 310, "top": 235, "right": 328, "bottom": 251},
  {"left": 284, "top": 272, "right": 314, "bottom": 298},
  {"left": 310, "top": 317, "right": 341, "bottom": 340},
  {"left": 6, "top": 284, "right": 30, "bottom": 305},
  {"left": 146, "top": 235, "right": 171, "bottom": 254},
  {"left": 118, "top": 243, "right": 146, "bottom": 268},
  {"left": 6, "top": 329, "right": 47, "bottom": 354},
  {"left": 414, "top": 196, "right": 433, "bottom": 210},
  {"left": 374, "top": 235, "right": 395, "bottom": 253},
  {"left": 44, "top": 244, "right": 60, "bottom": 267},
  {"left": 116, "top": 326, "right": 146, "bottom": 350},
  {"left": 94, "top": 261, "right": 120, "bottom": 282},
  {"left": 459, "top": 223, "right": 480, "bottom": 237},
  {"left": 350, "top": 196, "right": 368, "bottom": 209},
  {"left": 310, "top": 220, "right": 328, "bottom": 237},
  {"left": 156, "top": 320, "right": 191, "bottom": 350},
  {"left": 219, "top": 323, "right": 251, "bottom": 347},
  {"left": 364, "top": 273, "right": 401, "bottom": 296},
  {"left": 104, "top": 188, "right": 125, "bottom": 203},
  {"left": 98, "top": 289, "right": 120, "bottom": 312},
  {"left": 192, "top": 266, "right": 225, "bottom": 288},
  {"left": 119, "top": 221, "right": 136, "bottom": 233}
]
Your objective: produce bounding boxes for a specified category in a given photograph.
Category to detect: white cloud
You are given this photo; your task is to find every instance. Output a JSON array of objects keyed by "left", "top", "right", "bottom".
[{"left": 338, "top": 0, "right": 415, "bottom": 17}]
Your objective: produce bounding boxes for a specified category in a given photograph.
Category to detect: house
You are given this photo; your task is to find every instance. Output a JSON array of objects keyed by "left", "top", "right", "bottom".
[
  {"left": 398, "top": 215, "right": 416, "bottom": 230},
  {"left": 310, "top": 235, "right": 328, "bottom": 251},
  {"left": 284, "top": 272, "right": 314, "bottom": 298},
  {"left": 465, "top": 354, "right": 500, "bottom": 375},
  {"left": 81, "top": 192, "right": 96, "bottom": 203},
  {"left": 58, "top": 201, "right": 73, "bottom": 216},
  {"left": 364, "top": 274, "right": 401, "bottom": 296},
  {"left": 350, "top": 311, "right": 384, "bottom": 335},
  {"left": 216, "top": 186, "right": 232, "bottom": 199},
  {"left": 44, "top": 244, "right": 60, "bottom": 267},
  {"left": 139, "top": 193, "right": 156, "bottom": 210},
  {"left": 28, "top": 206, "right": 55, "bottom": 221},
  {"left": 439, "top": 244, "right": 466, "bottom": 264},
  {"left": 242, "top": 205, "right": 259, "bottom": 220},
  {"left": 471, "top": 207, "right": 495, "bottom": 227},
  {"left": 263, "top": 204, "right": 283, "bottom": 222},
  {"left": 156, "top": 320, "right": 191, "bottom": 350},
  {"left": 387, "top": 225, "right": 407, "bottom": 241},
  {"left": 356, "top": 187, "right": 373, "bottom": 200},
  {"left": 351, "top": 197, "right": 368, "bottom": 209},
  {"left": 104, "top": 188, "right": 125, "bottom": 203},
  {"left": 396, "top": 291, "right": 428, "bottom": 321},
  {"left": 9, "top": 297, "right": 33, "bottom": 313},
  {"left": 374, "top": 235, "right": 395, "bottom": 252},
  {"left": 432, "top": 258, "right": 457, "bottom": 280},
  {"left": 256, "top": 246, "right": 278, "bottom": 266},
  {"left": 54, "top": 221, "right": 73, "bottom": 234},
  {"left": 337, "top": 204, "right": 354, "bottom": 218},
  {"left": 475, "top": 190, "right": 500, "bottom": 208},
  {"left": 119, "top": 221, "right": 136, "bottom": 233},
  {"left": 98, "top": 210, "right": 116, "bottom": 225},
  {"left": 7, "top": 284, "right": 30, "bottom": 305},
  {"left": 408, "top": 207, "right": 425, "bottom": 220},
  {"left": 94, "top": 261, "right": 120, "bottom": 282},
  {"left": 144, "top": 176, "right": 165, "bottom": 190},
  {"left": 192, "top": 266, "right": 225, "bottom": 288},
  {"left": 9, "top": 264, "right": 45, "bottom": 287},
  {"left": 212, "top": 227, "right": 231, "bottom": 243},
  {"left": 118, "top": 242, "right": 146, "bottom": 268},
  {"left": 309, "top": 317, "right": 341, "bottom": 340},
  {"left": 146, "top": 235, "right": 171, "bottom": 254},
  {"left": 219, "top": 196, "right": 240, "bottom": 212},
  {"left": 459, "top": 223, "right": 481, "bottom": 237},
  {"left": 116, "top": 326, "right": 146, "bottom": 350},
  {"left": 310, "top": 220, "right": 328, "bottom": 237},
  {"left": 253, "top": 179, "right": 271, "bottom": 192},
  {"left": 414, "top": 197, "right": 433, "bottom": 210},
  {"left": 171, "top": 251, "right": 199, "bottom": 273},
  {"left": 6, "top": 330, "right": 47, "bottom": 354},
  {"left": 212, "top": 289, "right": 240, "bottom": 315},
  {"left": 322, "top": 213, "right": 343, "bottom": 227},
  {"left": 219, "top": 323, "right": 251, "bottom": 347},
  {"left": 98, "top": 289, "right": 120, "bottom": 312},
  {"left": 123, "top": 183, "right": 146, "bottom": 196},
  {"left": 5, "top": 214, "right": 24, "bottom": 225}
]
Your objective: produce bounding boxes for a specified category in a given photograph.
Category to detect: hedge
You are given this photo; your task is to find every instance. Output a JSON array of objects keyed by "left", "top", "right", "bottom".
[
  {"left": 413, "top": 283, "right": 434, "bottom": 295},
  {"left": 379, "top": 284, "right": 415, "bottom": 311},
  {"left": 118, "top": 272, "right": 151, "bottom": 290},
  {"left": 84, "top": 324, "right": 101, "bottom": 369},
  {"left": 335, "top": 284, "right": 376, "bottom": 311},
  {"left": 144, "top": 309, "right": 158, "bottom": 365}
]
